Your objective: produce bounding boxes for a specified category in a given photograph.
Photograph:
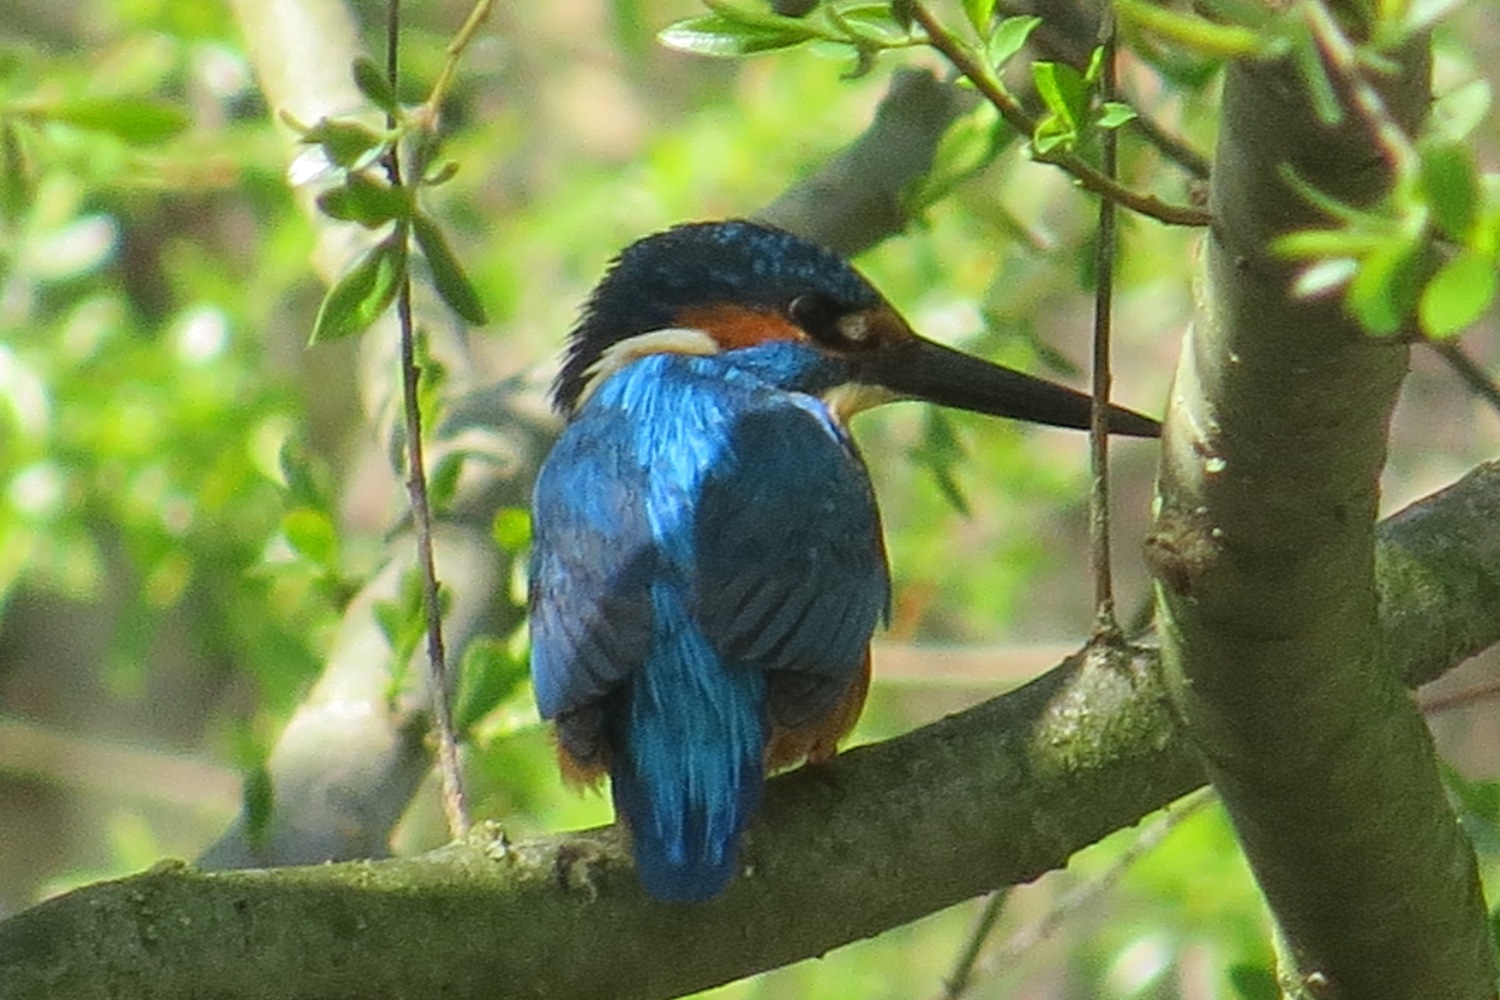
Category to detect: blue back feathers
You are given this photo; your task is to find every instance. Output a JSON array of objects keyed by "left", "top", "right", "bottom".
[{"left": 530, "top": 341, "right": 889, "bottom": 901}]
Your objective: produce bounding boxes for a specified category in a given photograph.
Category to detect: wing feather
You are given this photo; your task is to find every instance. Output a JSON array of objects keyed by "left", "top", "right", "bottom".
[{"left": 694, "top": 399, "right": 890, "bottom": 708}]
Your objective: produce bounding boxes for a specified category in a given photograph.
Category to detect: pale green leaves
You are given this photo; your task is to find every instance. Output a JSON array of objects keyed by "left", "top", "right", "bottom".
[
  {"left": 312, "top": 235, "right": 407, "bottom": 345},
  {"left": 659, "top": 0, "right": 915, "bottom": 65},
  {"left": 294, "top": 59, "right": 488, "bottom": 345},
  {"left": 1280, "top": 134, "right": 1500, "bottom": 340}
]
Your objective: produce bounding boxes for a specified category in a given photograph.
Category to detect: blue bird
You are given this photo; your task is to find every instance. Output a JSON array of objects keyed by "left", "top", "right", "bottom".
[{"left": 529, "top": 220, "right": 1159, "bottom": 902}]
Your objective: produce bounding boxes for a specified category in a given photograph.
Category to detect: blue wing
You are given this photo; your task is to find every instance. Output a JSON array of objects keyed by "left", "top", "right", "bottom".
[
  {"left": 693, "top": 395, "right": 890, "bottom": 726},
  {"left": 528, "top": 350, "right": 889, "bottom": 900},
  {"left": 528, "top": 411, "right": 656, "bottom": 726}
]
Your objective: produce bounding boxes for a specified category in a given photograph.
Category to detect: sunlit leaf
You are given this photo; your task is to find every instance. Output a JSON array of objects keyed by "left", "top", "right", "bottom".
[
  {"left": 0, "top": 120, "right": 31, "bottom": 223},
  {"left": 659, "top": 13, "right": 818, "bottom": 57},
  {"left": 281, "top": 507, "right": 338, "bottom": 569},
  {"left": 963, "top": 0, "right": 998, "bottom": 34},
  {"left": 412, "top": 213, "right": 488, "bottom": 325},
  {"left": 301, "top": 118, "right": 388, "bottom": 170},
  {"left": 1114, "top": 0, "right": 1266, "bottom": 58},
  {"left": 45, "top": 97, "right": 190, "bottom": 144},
  {"left": 491, "top": 507, "right": 532, "bottom": 553},
  {"left": 316, "top": 174, "right": 412, "bottom": 228},
  {"left": 1431, "top": 79, "right": 1492, "bottom": 143},
  {"left": 352, "top": 56, "right": 400, "bottom": 115},
  {"left": 986, "top": 15, "right": 1041, "bottom": 70},
  {"left": 453, "top": 636, "right": 529, "bottom": 734},
  {"left": 1292, "top": 257, "right": 1357, "bottom": 299},
  {"left": 1347, "top": 240, "right": 1422, "bottom": 336},
  {"left": 1419, "top": 141, "right": 1478, "bottom": 240},
  {"left": 1098, "top": 101, "right": 1138, "bottom": 129},
  {"left": 1419, "top": 249, "right": 1497, "bottom": 338},
  {"left": 1032, "top": 61, "right": 1089, "bottom": 130},
  {"left": 309, "top": 236, "right": 406, "bottom": 344}
]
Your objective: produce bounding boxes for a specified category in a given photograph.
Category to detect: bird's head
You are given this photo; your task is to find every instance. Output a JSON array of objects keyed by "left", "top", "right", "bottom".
[{"left": 555, "top": 220, "right": 1159, "bottom": 437}]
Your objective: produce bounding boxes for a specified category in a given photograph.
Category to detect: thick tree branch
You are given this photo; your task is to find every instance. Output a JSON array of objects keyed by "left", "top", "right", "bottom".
[
  {"left": 3, "top": 461, "right": 1499, "bottom": 1000},
  {"left": 1147, "top": 23, "right": 1495, "bottom": 999}
]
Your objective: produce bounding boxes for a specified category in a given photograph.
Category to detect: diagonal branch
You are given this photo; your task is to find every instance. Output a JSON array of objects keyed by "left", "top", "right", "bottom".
[{"left": 909, "top": 2, "right": 1211, "bottom": 227}]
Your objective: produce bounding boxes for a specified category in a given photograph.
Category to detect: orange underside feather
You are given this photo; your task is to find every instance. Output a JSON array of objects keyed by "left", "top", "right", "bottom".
[{"left": 553, "top": 652, "right": 872, "bottom": 786}]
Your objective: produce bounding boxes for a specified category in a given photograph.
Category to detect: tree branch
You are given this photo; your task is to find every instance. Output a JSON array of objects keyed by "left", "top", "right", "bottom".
[
  {"left": 4, "top": 460, "right": 1499, "bottom": 999},
  {"left": 910, "top": 1, "right": 1211, "bottom": 228},
  {"left": 1147, "top": 20, "right": 1496, "bottom": 998}
]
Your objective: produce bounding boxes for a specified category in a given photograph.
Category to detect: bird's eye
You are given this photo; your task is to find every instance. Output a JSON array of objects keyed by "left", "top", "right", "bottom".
[{"left": 789, "top": 292, "right": 875, "bottom": 351}]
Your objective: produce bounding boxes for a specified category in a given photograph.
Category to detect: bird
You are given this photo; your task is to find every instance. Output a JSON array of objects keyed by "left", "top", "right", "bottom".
[{"left": 528, "top": 219, "right": 1159, "bottom": 902}]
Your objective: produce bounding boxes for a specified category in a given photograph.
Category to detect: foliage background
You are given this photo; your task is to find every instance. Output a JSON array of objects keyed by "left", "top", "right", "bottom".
[{"left": 0, "top": 1, "right": 1497, "bottom": 996}]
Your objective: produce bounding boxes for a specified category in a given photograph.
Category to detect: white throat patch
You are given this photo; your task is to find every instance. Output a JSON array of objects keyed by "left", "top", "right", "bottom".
[{"left": 575, "top": 327, "right": 720, "bottom": 409}]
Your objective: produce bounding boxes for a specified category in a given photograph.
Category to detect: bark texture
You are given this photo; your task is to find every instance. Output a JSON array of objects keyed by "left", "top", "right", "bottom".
[
  {"left": 1149, "top": 30, "right": 1496, "bottom": 1000},
  {"left": 3, "top": 463, "right": 1499, "bottom": 1000}
]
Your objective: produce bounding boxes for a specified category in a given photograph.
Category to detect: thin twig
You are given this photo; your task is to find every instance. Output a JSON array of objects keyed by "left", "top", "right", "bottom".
[
  {"left": 910, "top": 1, "right": 1211, "bottom": 227},
  {"left": 1089, "top": 13, "right": 1121, "bottom": 642},
  {"left": 931, "top": 796, "right": 1210, "bottom": 1000},
  {"left": 1001, "top": 0, "right": 1212, "bottom": 180},
  {"left": 422, "top": 0, "right": 494, "bottom": 120},
  {"left": 1303, "top": 2, "right": 1418, "bottom": 180},
  {"left": 385, "top": 0, "right": 469, "bottom": 840},
  {"left": 1419, "top": 677, "right": 1500, "bottom": 715},
  {"left": 1428, "top": 339, "right": 1500, "bottom": 423},
  {"left": 941, "top": 890, "right": 1011, "bottom": 1000},
  {"left": 1130, "top": 109, "right": 1211, "bottom": 180}
]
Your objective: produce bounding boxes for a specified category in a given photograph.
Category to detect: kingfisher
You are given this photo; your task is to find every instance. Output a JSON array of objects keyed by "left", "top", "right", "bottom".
[{"left": 529, "top": 220, "right": 1159, "bottom": 902}]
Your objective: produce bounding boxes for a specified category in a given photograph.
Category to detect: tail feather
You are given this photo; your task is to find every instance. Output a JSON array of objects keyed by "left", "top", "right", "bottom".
[{"left": 610, "top": 584, "right": 767, "bottom": 902}]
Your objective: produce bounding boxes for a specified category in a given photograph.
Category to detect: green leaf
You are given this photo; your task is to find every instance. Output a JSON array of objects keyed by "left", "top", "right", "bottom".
[
  {"left": 316, "top": 174, "right": 412, "bottom": 228},
  {"left": 241, "top": 763, "right": 275, "bottom": 851},
  {"left": 1419, "top": 248, "right": 1498, "bottom": 338},
  {"left": 963, "top": 0, "right": 998, "bottom": 34},
  {"left": 1431, "top": 79, "right": 1491, "bottom": 143},
  {"left": 1347, "top": 239, "right": 1422, "bottom": 336},
  {"left": 911, "top": 411, "right": 970, "bottom": 516},
  {"left": 453, "top": 636, "right": 528, "bottom": 734},
  {"left": 1083, "top": 45, "right": 1105, "bottom": 86},
  {"left": 351, "top": 56, "right": 400, "bottom": 115},
  {"left": 1114, "top": 0, "right": 1266, "bottom": 58},
  {"left": 1032, "top": 61, "right": 1090, "bottom": 131},
  {"left": 424, "top": 160, "right": 460, "bottom": 186},
  {"left": 1291, "top": 257, "right": 1357, "bottom": 299},
  {"left": 491, "top": 507, "right": 532, "bottom": 553},
  {"left": 46, "top": 97, "right": 190, "bottom": 144},
  {"left": 412, "top": 213, "right": 488, "bottom": 325},
  {"left": 303, "top": 118, "right": 388, "bottom": 170},
  {"left": 1098, "top": 101, "right": 1138, "bottom": 129},
  {"left": 0, "top": 120, "right": 31, "bottom": 224},
  {"left": 1419, "top": 141, "right": 1478, "bottom": 241},
  {"left": 309, "top": 236, "right": 406, "bottom": 344},
  {"left": 426, "top": 452, "right": 464, "bottom": 513},
  {"left": 1292, "top": 23, "right": 1343, "bottom": 126},
  {"left": 374, "top": 568, "right": 427, "bottom": 673},
  {"left": 658, "top": 13, "right": 818, "bottom": 56},
  {"left": 1227, "top": 963, "right": 1279, "bottom": 1000},
  {"left": 986, "top": 15, "right": 1040, "bottom": 70},
  {"left": 278, "top": 438, "right": 331, "bottom": 510},
  {"left": 281, "top": 507, "right": 339, "bottom": 568}
]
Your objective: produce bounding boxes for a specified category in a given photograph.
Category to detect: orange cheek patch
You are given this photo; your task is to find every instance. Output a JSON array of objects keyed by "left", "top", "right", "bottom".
[{"left": 677, "top": 304, "right": 806, "bottom": 349}]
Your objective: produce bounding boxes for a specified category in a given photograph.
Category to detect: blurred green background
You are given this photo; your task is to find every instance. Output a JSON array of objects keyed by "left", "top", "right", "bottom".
[{"left": 0, "top": 1, "right": 1497, "bottom": 997}]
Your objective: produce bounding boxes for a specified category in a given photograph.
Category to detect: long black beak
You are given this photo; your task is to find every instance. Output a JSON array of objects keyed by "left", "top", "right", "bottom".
[{"left": 857, "top": 333, "right": 1161, "bottom": 438}]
